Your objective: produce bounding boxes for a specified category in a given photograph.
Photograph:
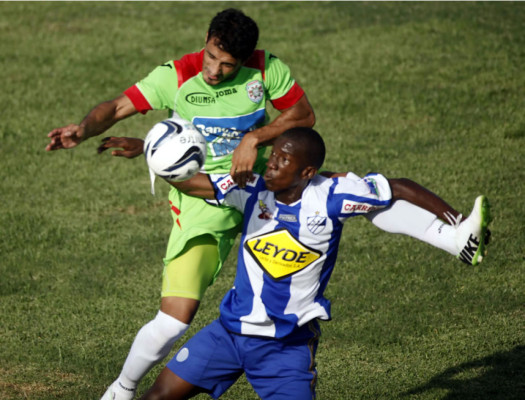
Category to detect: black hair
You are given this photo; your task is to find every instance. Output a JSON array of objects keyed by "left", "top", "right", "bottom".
[
  {"left": 281, "top": 127, "right": 326, "bottom": 170},
  {"left": 207, "top": 8, "right": 259, "bottom": 61}
]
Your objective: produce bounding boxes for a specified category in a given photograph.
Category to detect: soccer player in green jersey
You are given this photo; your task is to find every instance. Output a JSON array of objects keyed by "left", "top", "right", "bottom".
[{"left": 46, "top": 9, "right": 315, "bottom": 400}]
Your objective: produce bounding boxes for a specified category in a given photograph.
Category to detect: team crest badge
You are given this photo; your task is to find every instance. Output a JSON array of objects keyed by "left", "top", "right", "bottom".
[
  {"left": 258, "top": 200, "right": 273, "bottom": 220},
  {"left": 307, "top": 212, "right": 327, "bottom": 234},
  {"left": 246, "top": 80, "right": 264, "bottom": 103}
]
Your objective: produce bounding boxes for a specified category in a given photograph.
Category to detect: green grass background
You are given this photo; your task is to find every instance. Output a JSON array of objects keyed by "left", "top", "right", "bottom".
[{"left": 1, "top": 2, "right": 523, "bottom": 399}]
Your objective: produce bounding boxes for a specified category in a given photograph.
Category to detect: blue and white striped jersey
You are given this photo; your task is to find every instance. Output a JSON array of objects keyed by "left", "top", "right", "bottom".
[{"left": 209, "top": 172, "right": 392, "bottom": 338}]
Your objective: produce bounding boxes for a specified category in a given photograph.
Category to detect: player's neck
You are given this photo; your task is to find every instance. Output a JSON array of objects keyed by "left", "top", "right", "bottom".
[{"left": 274, "top": 182, "right": 308, "bottom": 205}]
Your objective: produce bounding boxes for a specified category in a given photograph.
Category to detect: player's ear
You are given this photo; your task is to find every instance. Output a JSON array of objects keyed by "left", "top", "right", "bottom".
[{"left": 301, "top": 166, "right": 317, "bottom": 180}]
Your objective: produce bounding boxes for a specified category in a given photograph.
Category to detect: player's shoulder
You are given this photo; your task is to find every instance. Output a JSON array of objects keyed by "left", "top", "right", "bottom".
[
  {"left": 313, "top": 172, "right": 365, "bottom": 196},
  {"left": 311, "top": 173, "right": 358, "bottom": 187},
  {"left": 146, "top": 50, "right": 203, "bottom": 88},
  {"left": 305, "top": 175, "right": 336, "bottom": 197},
  {"left": 243, "top": 49, "right": 267, "bottom": 74},
  {"left": 311, "top": 174, "right": 331, "bottom": 185},
  {"left": 173, "top": 50, "right": 204, "bottom": 82},
  {"left": 244, "top": 49, "right": 287, "bottom": 72}
]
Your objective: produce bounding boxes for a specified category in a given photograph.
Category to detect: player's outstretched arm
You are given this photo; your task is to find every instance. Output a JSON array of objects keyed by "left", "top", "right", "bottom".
[
  {"left": 97, "top": 137, "right": 145, "bottom": 158},
  {"left": 168, "top": 173, "right": 216, "bottom": 200},
  {"left": 46, "top": 94, "right": 138, "bottom": 151},
  {"left": 230, "top": 94, "right": 315, "bottom": 187},
  {"left": 322, "top": 173, "right": 462, "bottom": 222},
  {"left": 389, "top": 178, "right": 462, "bottom": 223}
]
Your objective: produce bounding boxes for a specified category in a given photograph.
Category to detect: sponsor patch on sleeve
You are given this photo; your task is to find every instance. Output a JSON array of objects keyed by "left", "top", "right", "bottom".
[
  {"left": 341, "top": 199, "right": 377, "bottom": 215},
  {"left": 216, "top": 175, "right": 238, "bottom": 194},
  {"left": 364, "top": 177, "right": 379, "bottom": 196}
]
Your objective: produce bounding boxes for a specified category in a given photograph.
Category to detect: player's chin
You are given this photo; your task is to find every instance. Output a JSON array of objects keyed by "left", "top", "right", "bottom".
[
  {"left": 203, "top": 76, "right": 222, "bottom": 86},
  {"left": 263, "top": 177, "right": 279, "bottom": 192}
]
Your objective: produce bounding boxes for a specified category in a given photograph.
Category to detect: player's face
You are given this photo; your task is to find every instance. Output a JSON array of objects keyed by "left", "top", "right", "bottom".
[
  {"left": 202, "top": 36, "right": 243, "bottom": 86},
  {"left": 264, "top": 137, "right": 313, "bottom": 203}
]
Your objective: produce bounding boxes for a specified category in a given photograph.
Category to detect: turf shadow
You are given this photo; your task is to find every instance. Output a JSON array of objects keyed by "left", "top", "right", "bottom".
[{"left": 404, "top": 345, "right": 525, "bottom": 399}]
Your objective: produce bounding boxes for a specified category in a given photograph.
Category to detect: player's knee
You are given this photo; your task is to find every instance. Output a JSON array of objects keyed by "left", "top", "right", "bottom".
[
  {"left": 160, "top": 297, "right": 200, "bottom": 324},
  {"left": 140, "top": 372, "right": 177, "bottom": 400},
  {"left": 140, "top": 384, "right": 171, "bottom": 400}
]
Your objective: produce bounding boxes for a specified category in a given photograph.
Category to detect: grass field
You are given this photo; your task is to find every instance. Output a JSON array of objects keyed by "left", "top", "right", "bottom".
[{"left": 1, "top": 2, "right": 524, "bottom": 399}]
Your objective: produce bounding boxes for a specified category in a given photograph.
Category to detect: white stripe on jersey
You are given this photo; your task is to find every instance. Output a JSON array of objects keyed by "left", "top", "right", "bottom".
[
  {"left": 240, "top": 203, "right": 279, "bottom": 337},
  {"left": 284, "top": 181, "right": 332, "bottom": 325},
  {"left": 209, "top": 173, "right": 392, "bottom": 338}
]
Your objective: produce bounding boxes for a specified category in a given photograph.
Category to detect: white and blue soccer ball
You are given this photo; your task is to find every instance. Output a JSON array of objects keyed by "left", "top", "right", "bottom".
[{"left": 144, "top": 117, "right": 207, "bottom": 182}]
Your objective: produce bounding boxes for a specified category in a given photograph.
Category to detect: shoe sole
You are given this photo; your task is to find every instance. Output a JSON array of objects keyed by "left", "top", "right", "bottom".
[{"left": 471, "top": 196, "right": 492, "bottom": 266}]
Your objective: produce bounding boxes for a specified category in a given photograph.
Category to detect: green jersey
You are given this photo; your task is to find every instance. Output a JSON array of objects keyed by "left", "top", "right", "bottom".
[
  {"left": 124, "top": 49, "right": 305, "bottom": 174},
  {"left": 124, "top": 49, "right": 306, "bottom": 269}
]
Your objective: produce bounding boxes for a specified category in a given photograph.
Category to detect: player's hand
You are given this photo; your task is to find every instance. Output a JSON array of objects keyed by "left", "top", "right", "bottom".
[
  {"left": 231, "top": 135, "right": 258, "bottom": 188},
  {"left": 46, "top": 124, "right": 85, "bottom": 151},
  {"left": 97, "top": 137, "right": 145, "bottom": 158}
]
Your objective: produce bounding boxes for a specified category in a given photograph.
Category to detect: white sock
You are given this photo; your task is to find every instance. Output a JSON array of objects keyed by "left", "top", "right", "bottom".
[
  {"left": 114, "top": 310, "right": 190, "bottom": 393},
  {"left": 367, "top": 200, "right": 458, "bottom": 256}
]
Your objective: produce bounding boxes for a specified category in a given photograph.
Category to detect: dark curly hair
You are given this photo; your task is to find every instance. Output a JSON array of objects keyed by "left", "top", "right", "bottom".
[{"left": 207, "top": 8, "right": 259, "bottom": 61}]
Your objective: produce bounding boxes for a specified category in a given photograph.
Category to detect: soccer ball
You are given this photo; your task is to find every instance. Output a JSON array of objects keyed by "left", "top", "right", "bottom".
[{"left": 144, "top": 117, "right": 207, "bottom": 182}]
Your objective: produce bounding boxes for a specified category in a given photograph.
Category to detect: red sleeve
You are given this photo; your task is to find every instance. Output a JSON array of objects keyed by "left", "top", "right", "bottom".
[
  {"left": 173, "top": 50, "right": 204, "bottom": 88},
  {"left": 123, "top": 85, "right": 152, "bottom": 115},
  {"left": 270, "top": 82, "right": 305, "bottom": 111}
]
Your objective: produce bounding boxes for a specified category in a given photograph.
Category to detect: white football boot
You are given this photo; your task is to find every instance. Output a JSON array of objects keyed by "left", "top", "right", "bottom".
[
  {"left": 100, "top": 380, "right": 135, "bottom": 400},
  {"left": 455, "top": 195, "right": 492, "bottom": 266}
]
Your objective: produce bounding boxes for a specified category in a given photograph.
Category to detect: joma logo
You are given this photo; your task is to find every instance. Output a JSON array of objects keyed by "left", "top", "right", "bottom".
[{"left": 215, "top": 88, "right": 237, "bottom": 98}]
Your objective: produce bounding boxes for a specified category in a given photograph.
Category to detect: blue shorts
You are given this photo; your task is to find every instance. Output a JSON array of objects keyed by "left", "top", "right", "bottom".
[{"left": 166, "top": 319, "right": 321, "bottom": 399}]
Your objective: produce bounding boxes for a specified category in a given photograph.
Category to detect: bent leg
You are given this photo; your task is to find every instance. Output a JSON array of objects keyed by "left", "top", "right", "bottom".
[
  {"left": 139, "top": 368, "right": 204, "bottom": 400},
  {"left": 102, "top": 236, "right": 220, "bottom": 399},
  {"left": 102, "top": 310, "right": 191, "bottom": 400},
  {"left": 367, "top": 200, "right": 458, "bottom": 255},
  {"left": 161, "top": 234, "right": 220, "bottom": 309}
]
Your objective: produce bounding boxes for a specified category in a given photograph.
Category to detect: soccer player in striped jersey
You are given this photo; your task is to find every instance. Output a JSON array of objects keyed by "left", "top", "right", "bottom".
[{"left": 139, "top": 127, "right": 491, "bottom": 400}]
